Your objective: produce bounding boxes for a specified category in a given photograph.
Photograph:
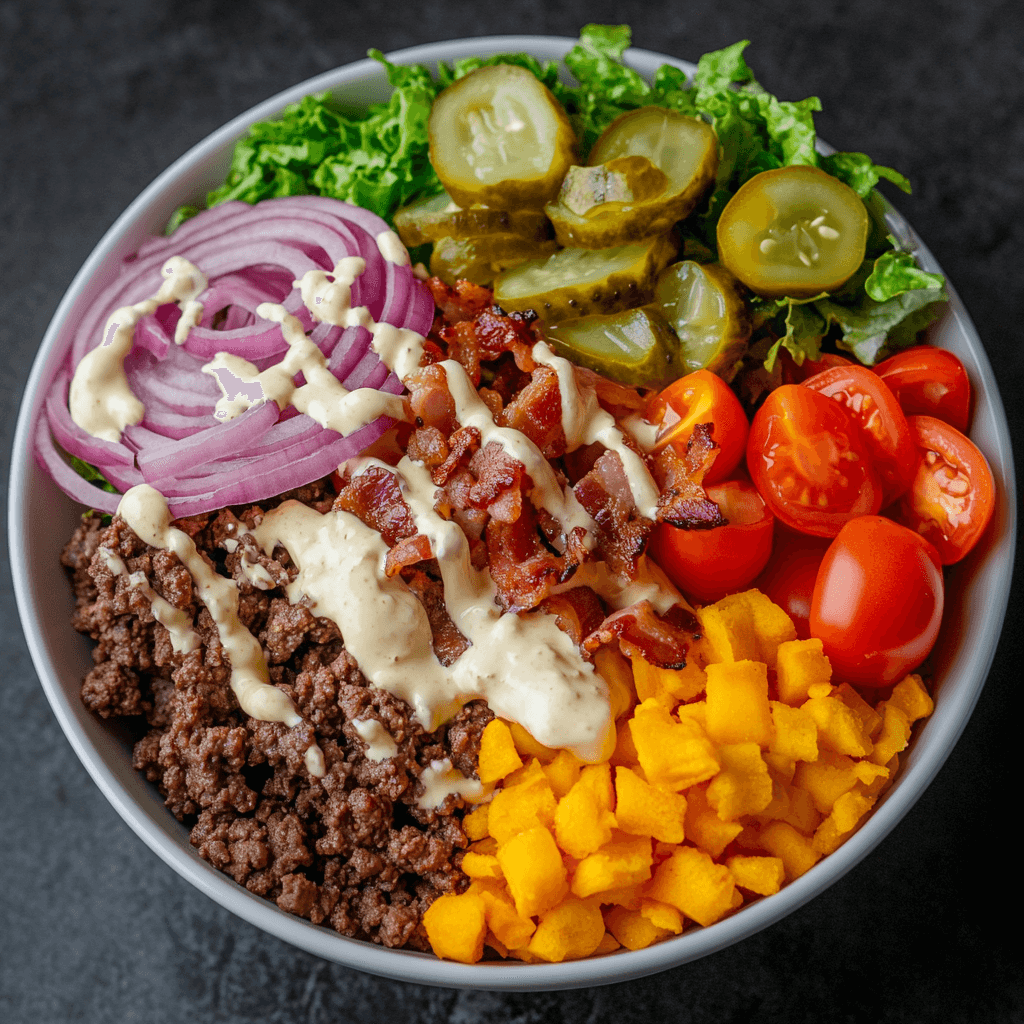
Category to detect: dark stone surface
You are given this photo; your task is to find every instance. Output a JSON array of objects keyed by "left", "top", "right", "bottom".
[{"left": 2, "top": 1, "right": 1021, "bottom": 1020}]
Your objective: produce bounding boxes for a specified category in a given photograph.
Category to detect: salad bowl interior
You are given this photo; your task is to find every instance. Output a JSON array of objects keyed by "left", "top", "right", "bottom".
[{"left": 9, "top": 36, "right": 1016, "bottom": 990}]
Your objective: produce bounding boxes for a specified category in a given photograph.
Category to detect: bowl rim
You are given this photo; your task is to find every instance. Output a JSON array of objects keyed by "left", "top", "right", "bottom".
[{"left": 9, "top": 34, "right": 1017, "bottom": 991}]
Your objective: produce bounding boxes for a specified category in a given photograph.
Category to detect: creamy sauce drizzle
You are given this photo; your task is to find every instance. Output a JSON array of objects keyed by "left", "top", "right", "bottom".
[
  {"left": 117, "top": 484, "right": 324, "bottom": 777},
  {"left": 99, "top": 548, "right": 200, "bottom": 654},
  {"left": 203, "top": 303, "right": 407, "bottom": 432},
  {"left": 376, "top": 229, "right": 411, "bottom": 266},
  {"left": 352, "top": 719, "right": 399, "bottom": 761},
  {"left": 251, "top": 456, "right": 612, "bottom": 761},
  {"left": 69, "top": 257, "right": 208, "bottom": 441},
  {"left": 417, "top": 759, "right": 483, "bottom": 810}
]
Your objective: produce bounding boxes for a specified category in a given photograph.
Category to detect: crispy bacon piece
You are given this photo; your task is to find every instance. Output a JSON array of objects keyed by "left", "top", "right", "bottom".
[
  {"left": 571, "top": 364, "right": 649, "bottom": 416},
  {"left": 583, "top": 599, "right": 701, "bottom": 670},
  {"left": 467, "top": 442, "right": 525, "bottom": 524},
  {"left": 425, "top": 277, "right": 494, "bottom": 324},
  {"left": 333, "top": 465, "right": 416, "bottom": 545},
  {"left": 574, "top": 451, "right": 653, "bottom": 579},
  {"left": 405, "top": 425, "right": 448, "bottom": 470},
  {"left": 652, "top": 422, "right": 727, "bottom": 530},
  {"left": 497, "top": 364, "right": 568, "bottom": 459},
  {"left": 486, "top": 500, "right": 567, "bottom": 613},
  {"left": 406, "top": 364, "right": 457, "bottom": 434},
  {"left": 537, "top": 586, "right": 607, "bottom": 648},
  {"left": 384, "top": 534, "right": 433, "bottom": 578},
  {"left": 433, "top": 426, "right": 480, "bottom": 486}
]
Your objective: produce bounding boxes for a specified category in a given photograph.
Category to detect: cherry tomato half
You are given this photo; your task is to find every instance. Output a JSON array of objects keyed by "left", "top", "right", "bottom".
[
  {"left": 646, "top": 369, "right": 749, "bottom": 484},
  {"left": 810, "top": 516, "right": 943, "bottom": 687},
  {"left": 747, "top": 385, "right": 883, "bottom": 537},
  {"left": 648, "top": 475, "right": 774, "bottom": 604},
  {"left": 803, "top": 364, "right": 917, "bottom": 507},
  {"left": 752, "top": 525, "right": 831, "bottom": 640},
  {"left": 873, "top": 346, "right": 971, "bottom": 433},
  {"left": 886, "top": 414, "right": 996, "bottom": 564}
]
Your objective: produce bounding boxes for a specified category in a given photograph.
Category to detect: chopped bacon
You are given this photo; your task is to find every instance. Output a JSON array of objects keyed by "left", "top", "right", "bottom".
[
  {"left": 486, "top": 499, "right": 569, "bottom": 613},
  {"left": 425, "top": 277, "right": 494, "bottom": 324},
  {"left": 651, "top": 422, "right": 727, "bottom": 529},
  {"left": 406, "top": 364, "right": 457, "bottom": 434},
  {"left": 570, "top": 364, "right": 649, "bottom": 416},
  {"left": 384, "top": 533, "right": 433, "bottom": 578},
  {"left": 333, "top": 465, "right": 416, "bottom": 546},
  {"left": 537, "top": 586, "right": 607, "bottom": 648},
  {"left": 467, "top": 442, "right": 525, "bottom": 524},
  {"left": 574, "top": 450, "right": 653, "bottom": 579},
  {"left": 433, "top": 425, "right": 480, "bottom": 486},
  {"left": 583, "top": 599, "right": 701, "bottom": 670},
  {"left": 497, "top": 364, "right": 568, "bottom": 459},
  {"left": 405, "top": 425, "right": 448, "bottom": 470}
]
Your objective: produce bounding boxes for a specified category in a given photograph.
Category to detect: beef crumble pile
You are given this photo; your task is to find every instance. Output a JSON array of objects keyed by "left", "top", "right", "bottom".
[{"left": 61, "top": 477, "right": 491, "bottom": 951}]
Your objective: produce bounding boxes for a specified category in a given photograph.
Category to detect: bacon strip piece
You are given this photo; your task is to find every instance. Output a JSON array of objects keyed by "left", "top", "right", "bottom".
[
  {"left": 583, "top": 599, "right": 701, "bottom": 670},
  {"left": 333, "top": 465, "right": 416, "bottom": 545},
  {"left": 652, "top": 422, "right": 727, "bottom": 529},
  {"left": 497, "top": 364, "right": 568, "bottom": 459}
]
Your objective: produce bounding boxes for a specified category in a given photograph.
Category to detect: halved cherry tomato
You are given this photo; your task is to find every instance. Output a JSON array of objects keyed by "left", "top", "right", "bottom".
[
  {"left": 746, "top": 385, "right": 883, "bottom": 537},
  {"left": 810, "top": 515, "right": 944, "bottom": 686},
  {"left": 886, "top": 414, "right": 996, "bottom": 564},
  {"left": 648, "top": 474, "right": 774, "bottom": 604},
  {"left": 752, "top": 525, "right": 831, "bottom": 640},
  {"left": 646, "top": 369, "right": 749, "bottom": 484},
  {"left": 802, "top": 364, "right": 917, "bottom": 506},
  {"left": 873, "top": 346, "right": 971, "bottom": 433}
]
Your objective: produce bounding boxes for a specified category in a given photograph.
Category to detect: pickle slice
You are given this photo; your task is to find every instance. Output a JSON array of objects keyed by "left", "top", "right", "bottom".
[
  {"left": 543, "top": 305, "right": 685, "bottom": 389},
  {"left": 429, "top": 233, "right": 559, "bottom": 287},
  {"left": 654, "top": 261, "right": 751, "bottom": 380},
  {"left": 428, "top": 64, "right": 577, "bottom": 209},
  {"left": 393, "top": 189, "right": 552, "bottom": 248},
  {"left": 545, "top": 107, "right": 719, "bottom": 248},
  {"left": 716, "top": 165, "right": 869, "bottom": 298},
  {"left": 493, "top": 234, "right": 678, "bottom": 323}
]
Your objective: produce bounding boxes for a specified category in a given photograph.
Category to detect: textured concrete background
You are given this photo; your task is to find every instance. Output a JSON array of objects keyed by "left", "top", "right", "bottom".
[{"left": 2, "top": 0, "right": 1022, "bottom": 1021}]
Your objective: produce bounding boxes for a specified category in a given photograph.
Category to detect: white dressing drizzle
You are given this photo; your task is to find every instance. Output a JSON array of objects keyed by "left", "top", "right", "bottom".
[
  {"left": 352, "top": 719, "right": 399, "bottom": 762},
  {"left": 116, "top": 484, "right": 325, "bottom": 778},
  {"left": 417, "top": 759, "right": 483, "bottom": 810},
  {"left": 376, "top": 229, "right": 411, "bottom": 266},
  {"left": 69, "top": 257, "right": 208, "bottom": 442},
  {"left": 99, "top": 548, "right": 200, "bottom": 654}
]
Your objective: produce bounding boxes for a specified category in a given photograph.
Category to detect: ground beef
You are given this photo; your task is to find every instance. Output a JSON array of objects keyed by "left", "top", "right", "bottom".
[{"left": 62, "top": 494, "right": 492, "bottom": 950}]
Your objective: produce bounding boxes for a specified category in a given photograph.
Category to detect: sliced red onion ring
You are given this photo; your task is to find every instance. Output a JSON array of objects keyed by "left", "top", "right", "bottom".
[{"left": 37, "top": 196, "right": 431, "bottom": 517}]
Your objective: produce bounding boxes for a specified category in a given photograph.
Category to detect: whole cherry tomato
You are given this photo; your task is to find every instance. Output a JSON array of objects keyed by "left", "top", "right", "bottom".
[
  {"left": 886, "top": 414, "right": 996, "bottom": 564},
  {"left": 802, "top": 364, "right": 917, "bottom": 506},
  {"left": 873, "top": 346, "right": 971, "bottom": 433},
  {"left": 752, "top": 525, "right": 831, "bottom": 640},
  {"left": 810, "top": 516, "right": 944, "bottom": 687},
  {"left": 646, "top": 369, "right": 749, "bottom": 484},
  {"left": 648, "top": 474, "right": 774, "bottom": 604},
  {"left": 746, "top": 385, "right": 883, "bottom": 537}
]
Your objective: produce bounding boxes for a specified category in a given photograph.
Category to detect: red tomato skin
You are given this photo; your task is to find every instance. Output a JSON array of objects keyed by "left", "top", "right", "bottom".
[
  {"left": 810, "top": 516, "right": 944, "bottom": 687},
  {"left": 887, "top": 414, "right": 996, "bottom": 564},
  {"left": 752, "top": 525, "right": 831, "bottom": 640},
  {"left": 648, "top": 477, "right": 774, "bottom": 604},
  {"left": 874, "top": 346, "right": 971, "bottom": 433},
  {"left": 780, "top": 350, "right": 855, "bottom": 385},
  {"left": 647, "top": 370, "right": 749, "bottom": 484},
  {"left": 747, "top": 385, "right": 884, "bottom": 537},
  {"left": 803, "top": 364, "right": 917, "bottom": 507}
]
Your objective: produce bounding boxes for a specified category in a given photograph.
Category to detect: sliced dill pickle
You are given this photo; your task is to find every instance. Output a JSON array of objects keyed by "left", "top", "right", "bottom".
[
  {"left": 557, "top": 157, "right": 668, "bottom": 216},
  {"left": 543, "top": 305, "right": 685, "bottom": 388},
  {"left": 545, "top": 108, "right": 719, "bottom": 248},
  {"left": 716, "top": 165, "right": 869, "bottom": 298},
  {"left": 428, "top": 64, "right": 577, "bottom": 209},
  {"left": 493, "top": 233, "right": 678, "bottom": 323},
  {"left": 429, "top": 233, "right": 559, "bottom": 287},
  {"left": 654, "top": 261, "right": 751, "bottom": 380},
  {"left": 393, "top": 189, "right": 552, "bottom": 248}
]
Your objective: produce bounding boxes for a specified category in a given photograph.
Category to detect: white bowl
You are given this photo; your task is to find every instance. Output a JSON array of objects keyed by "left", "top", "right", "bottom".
[{"left": 9, "top": 35, "right": 1017, "bottom": 991}]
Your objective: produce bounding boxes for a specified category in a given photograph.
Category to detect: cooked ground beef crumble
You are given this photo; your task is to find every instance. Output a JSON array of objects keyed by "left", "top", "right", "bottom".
[{"left": 62, "top": 479, "right": 492, "bottom": 951}]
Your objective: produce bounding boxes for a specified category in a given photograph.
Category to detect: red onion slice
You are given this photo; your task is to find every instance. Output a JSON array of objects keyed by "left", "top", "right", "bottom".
[{"left": 37, "top": 196, "right": 432, "bottom": 517}]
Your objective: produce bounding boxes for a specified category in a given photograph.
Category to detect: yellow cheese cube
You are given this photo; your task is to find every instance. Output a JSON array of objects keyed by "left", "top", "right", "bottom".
[
  {"left": 571, "top": 832, "right": 654, "bottom": 899},
  {"left": 528, "top": 896, "right": 606, "bottom": 962},
  {"left": 698, "top": 590, "right": 797, "bottom": 669},
  {"left": 726, "top": 854, "right": 785, "bottom": 896},
  {"left": 478, "top": 719, "right": 525, "bottom": 784},
  {"left": 604, "top": 905, "right": 673, "bottom": 950},
  {"left": 886, "top": 674, "right": 935, "bottom": 723},
  {"left": 757, "top": 821, "right": 820, "bottom": 881},
  {"left": 487, "top": 760, "right": 557, "bottom": 844},
  {"left": 423, "top": 892, "right": 487, "bottom": 963},
  {"left": 684, "top": 783, "right": 744, "bottom": 858},
  {"left": 802, "top": 694, "right": 874, "bottom": 757},
  {"left": 629, "top": 699, "right": 720, "bottom": 791},
  {"left": 706, "top": 743, "right": 774, "bottom": 821},
  {"left": 543, "top": 749, "right": 584, "bottom": 799},
  {"left": 554, "top": 771, "right": 617, "bottom": 860},
  {"left": 614, "top": 766, "right": 687, "bottom": 844},
  {"left": 775, "top": 638, "right": 832, "bottom": 706},
  {"left": 705, "top": 660, "right": 773, "bottom": 747},
  {"left": 646, "top": 845, "right": 737, "bottom": 927},
  {"left": 497, "top": 827, "right": 568, "bottom": 918}
]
